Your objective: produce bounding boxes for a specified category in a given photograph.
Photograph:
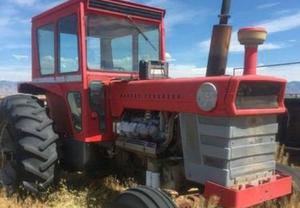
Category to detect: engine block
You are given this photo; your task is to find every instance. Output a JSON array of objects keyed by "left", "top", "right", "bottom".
[{"left": 116, "top": 120, "right": 161, "bottom": 139}]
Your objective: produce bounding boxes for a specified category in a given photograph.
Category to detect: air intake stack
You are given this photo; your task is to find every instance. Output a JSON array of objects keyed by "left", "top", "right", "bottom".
[
  {"left": 206, "top": 0, "right": 232, "bottom": 76},
  {"left": 238, "top": 27, "right": 267, "bottom": 75}
]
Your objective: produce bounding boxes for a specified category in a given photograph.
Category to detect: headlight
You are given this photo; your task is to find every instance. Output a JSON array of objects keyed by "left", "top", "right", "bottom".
[{"left": 196, "top": 82, "right": 218, "bottom": 112}]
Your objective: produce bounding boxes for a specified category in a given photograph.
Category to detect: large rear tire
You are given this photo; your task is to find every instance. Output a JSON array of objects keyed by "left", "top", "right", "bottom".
[
  {"left": 0, "top": 94, "right": 58, "bottom": 193},
  {"left": 111, "top": 186, "right": 177, "bottom": 208}
]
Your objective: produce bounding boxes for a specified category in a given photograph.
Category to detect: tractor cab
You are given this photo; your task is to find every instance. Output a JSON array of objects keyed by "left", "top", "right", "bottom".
[
  {"left": 30, "top": 0, "right": 165, "bottom": 82},
  {"left": 21, "top": 0, "right": 166, "bottom": 144}
]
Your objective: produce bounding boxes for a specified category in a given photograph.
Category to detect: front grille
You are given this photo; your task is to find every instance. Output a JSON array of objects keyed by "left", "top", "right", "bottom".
[
  {"left": 236, "top": 82, "right": 281, "bottom": 109},
  {"left": 179, "top": 114, "right": 278, "bottom": 187},
  {"left": 88, "top": 0, "right": 163, "bottom": 20}
]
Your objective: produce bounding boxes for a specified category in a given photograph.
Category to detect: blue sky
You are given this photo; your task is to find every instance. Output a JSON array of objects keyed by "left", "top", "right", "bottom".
[{"left": 0, "top": 0, "right": 300, "bottom": 81}]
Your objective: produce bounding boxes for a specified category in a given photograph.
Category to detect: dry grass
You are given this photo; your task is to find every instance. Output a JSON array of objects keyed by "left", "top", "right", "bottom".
[
  {"left": 254, "top": 192, "right": 300, "bottom": 208},
  {"left": 0, "top": 172, "right": 137, "bottom": 208},
  {"left": 277, "top": 144, "right": 290, "bottom": 165},
  {"left": 0, "top": 144, "right": 298, "bottom": 207},
  {"left": 0, "top": 171, "right": 298, "bottom": 208}
]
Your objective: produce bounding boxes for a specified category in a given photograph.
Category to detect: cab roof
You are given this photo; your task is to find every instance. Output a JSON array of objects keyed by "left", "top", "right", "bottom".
[{"left": 32, "top": 0, "right": 165, "bottom": 22}]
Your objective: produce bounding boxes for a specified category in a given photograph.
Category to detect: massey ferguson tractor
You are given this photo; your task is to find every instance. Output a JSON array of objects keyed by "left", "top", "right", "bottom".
[{"left": 0, "top": 0, "right": 293, "bottom": 207}]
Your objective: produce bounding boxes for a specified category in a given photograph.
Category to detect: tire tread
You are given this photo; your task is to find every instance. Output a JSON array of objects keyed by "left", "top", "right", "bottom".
[{"left": 0, "top": 94, "right": 58, "bottom": 193}]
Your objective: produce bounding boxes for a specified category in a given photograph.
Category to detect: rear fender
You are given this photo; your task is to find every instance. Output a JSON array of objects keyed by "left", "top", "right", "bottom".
[{"left": 18, "top": 82, "right": 74, "bottom": 138}]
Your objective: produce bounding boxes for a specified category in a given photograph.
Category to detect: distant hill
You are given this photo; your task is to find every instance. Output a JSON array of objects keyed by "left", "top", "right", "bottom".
[
  {"left": 0, "top": 81, "right": 18, "bottom": 96},
  {"left": 286, "top": 81, "right": 300, "bottom": 94}
]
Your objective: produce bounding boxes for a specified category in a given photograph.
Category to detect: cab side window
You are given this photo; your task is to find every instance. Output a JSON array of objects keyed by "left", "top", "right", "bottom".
[
  {"left": 58, "top": 15, "right": 79, "bottom": 73},
  {"left": 37, "top": 24, "right": 55, "bottom": 75},
  {"left": 67, "top": 92, "right": 82, "bottom": 131}
]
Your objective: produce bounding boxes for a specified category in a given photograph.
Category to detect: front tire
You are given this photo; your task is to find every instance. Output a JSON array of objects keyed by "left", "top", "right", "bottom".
[
  {"left": 111, "top": 186, "right": 177, "bottom": 208},
  {"left": 0, "top": 94, "right": 58, "bottom": 193}
]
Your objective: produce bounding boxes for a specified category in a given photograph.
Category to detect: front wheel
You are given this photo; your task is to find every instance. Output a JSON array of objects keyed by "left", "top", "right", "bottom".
[
  {"left": 111, "top": 186, "right": 177, "bottom": 208},
  {"left": 0, "top": 94, "right": 58, "bottom": 193}
]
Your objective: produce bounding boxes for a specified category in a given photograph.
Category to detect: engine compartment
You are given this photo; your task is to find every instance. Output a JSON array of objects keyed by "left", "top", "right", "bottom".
[{"left": 114, "top": 110, "right": 179, "bottom": 158}]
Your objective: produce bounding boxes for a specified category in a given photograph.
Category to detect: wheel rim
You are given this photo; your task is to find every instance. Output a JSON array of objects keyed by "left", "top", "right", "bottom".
[{"left": 0, "top": 122, "right": 17, "bottom": 189}]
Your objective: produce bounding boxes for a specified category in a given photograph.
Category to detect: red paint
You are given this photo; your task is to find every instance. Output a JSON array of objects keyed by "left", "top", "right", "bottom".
[
  {"left": 109, "top": 75, "right": 286, "bottom": 118},
  {"left": 226, "top": 75, "right": 286, "bottom": 116},
  {"left": 243, "top": 46, "right": 258, "bottom": 75},
  {"left": 204, "top": 172, "right": 292, "bottom": 208}
]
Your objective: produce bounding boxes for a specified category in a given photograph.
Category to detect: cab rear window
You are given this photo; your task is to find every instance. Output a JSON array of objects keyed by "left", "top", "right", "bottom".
[
  {"left": 58, "top": 15, "right": 79, "bottom": 73},
  {"left": 37, "top": 24, "right": 55, "bottom": 75}
]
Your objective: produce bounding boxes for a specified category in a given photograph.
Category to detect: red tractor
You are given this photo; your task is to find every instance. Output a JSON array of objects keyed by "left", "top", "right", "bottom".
[{"left": 0, "top": 0, "right": 293, "bottom": 207}]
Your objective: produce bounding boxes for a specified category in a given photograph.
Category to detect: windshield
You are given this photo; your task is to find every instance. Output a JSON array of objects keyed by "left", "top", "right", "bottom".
[{"left": 86, "top": 15, "right": 160, "bottom": 72}]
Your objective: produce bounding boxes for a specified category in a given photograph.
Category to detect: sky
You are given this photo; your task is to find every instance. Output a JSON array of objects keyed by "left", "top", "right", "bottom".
[{"left": 0, "top": 0, "right": 300, "bottom": 81}]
